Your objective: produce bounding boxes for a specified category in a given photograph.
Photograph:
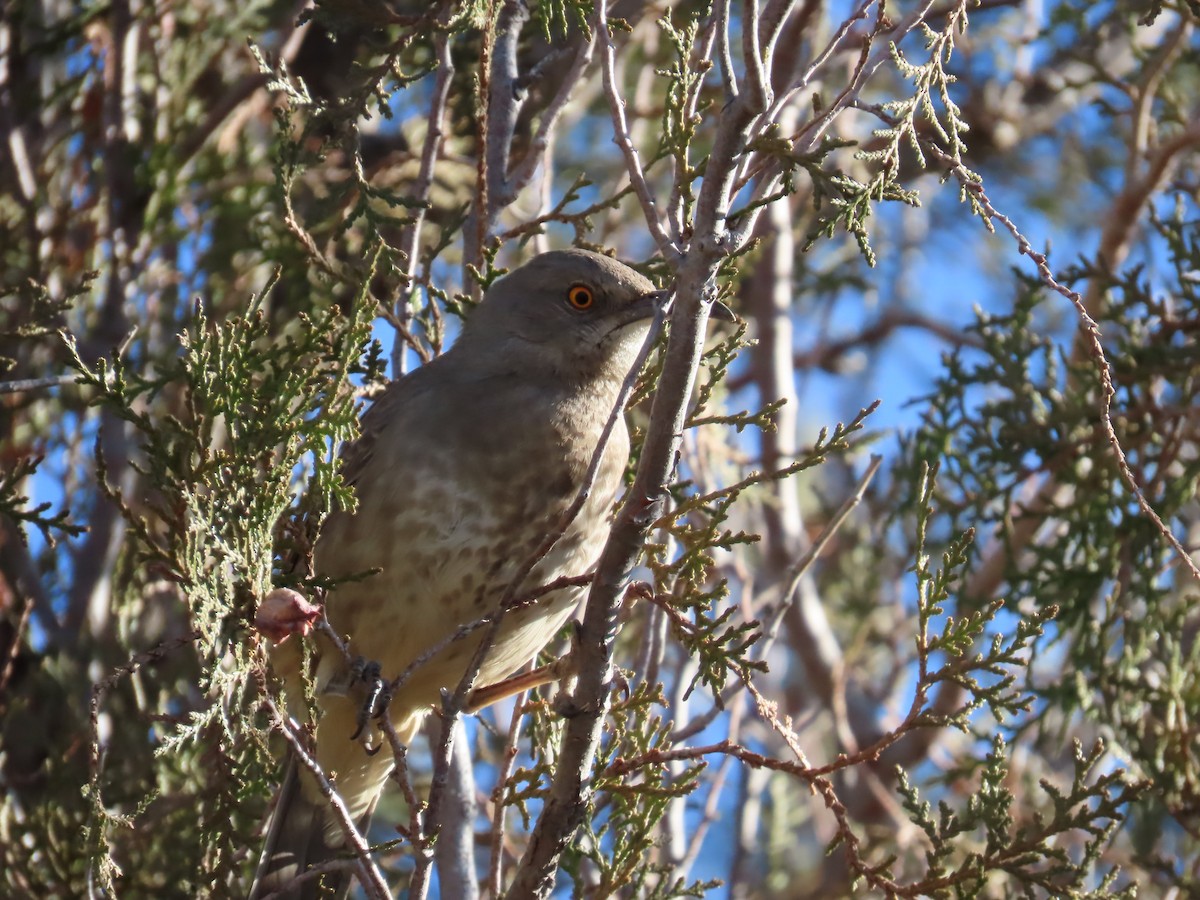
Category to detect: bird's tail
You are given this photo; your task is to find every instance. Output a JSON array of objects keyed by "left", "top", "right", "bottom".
[
  {"left": 250, "top": 758, "right": 366, "bottom": 900},
  {"left": 250, "top": 697, "right": 424, "bottom": 899}
]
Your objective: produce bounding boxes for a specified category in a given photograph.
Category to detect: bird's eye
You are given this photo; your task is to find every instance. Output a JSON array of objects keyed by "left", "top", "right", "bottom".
[{"left": 567, "top": 284, "right": 594, "bottom": 310}]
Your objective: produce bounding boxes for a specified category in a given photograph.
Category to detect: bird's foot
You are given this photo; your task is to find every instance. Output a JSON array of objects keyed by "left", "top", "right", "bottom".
[
  {"left": 344, "top": 659, "right": 391, "bottom": 748},
  {"left": 621, "top": 581, "right": 654, "bottom": 617}
]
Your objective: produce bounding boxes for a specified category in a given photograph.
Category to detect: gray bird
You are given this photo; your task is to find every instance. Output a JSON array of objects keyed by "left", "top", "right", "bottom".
[{"left": 253, "top": 249, "right": 727, "bottom": 898}]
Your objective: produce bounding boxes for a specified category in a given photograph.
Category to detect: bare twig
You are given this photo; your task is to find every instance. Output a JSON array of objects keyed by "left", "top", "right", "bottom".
[
  {"left": 386, "top": 574, "right": 595, "bottom": 700},
  {"left": 0, "top": 596, "right": 34, "bottom": 711},
  {"left": 379, "top": 714, "right": 424, "bottom": 852},
  {"left": 0, "top": 373, "right": 78, "bottom": 394},
  {"left": 769, "top": 0, "right": 877, "bottom": 130},
  {"left": 596, "top": 0, "right": 681, "bottom": 260},
  {"left": 777, "top": 455, "right": 882, "bottom": 638},
  {"left": 263, "top": 696, "right": 391, "bottom": 900},
  {"left": 937, "top": 152, "right": 1200, "bottom": 584},
  {"left": 86, "top": 628, "right": 204, "bottom": 890},
  {"left": 502, "top": 31, "right": 597, "bottom": 203},
  {"left": 725, "top": 306, "right": 985, "bottom": 392},
  {"left": 394, "top": 19, "right": 455, "bottom": 376},
  {"left": 716, "top": 0, "right": 738, "bottom": 100},
  {"left": 670, "top": 702, "right": 743, "bottom": 881},
  {"left": 742, "top": 0, "right": 771, "bottom": 113},
  {"left": 253, "top": 858, "right": 361, "bottom": 900},
  {"left": 486, "top": 687, "right": 529, "bottom": 897}
]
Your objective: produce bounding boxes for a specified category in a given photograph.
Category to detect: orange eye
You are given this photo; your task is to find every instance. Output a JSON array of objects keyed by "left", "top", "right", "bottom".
[{"left": 567, "top": 284, "right": 594, "bottom": 309}]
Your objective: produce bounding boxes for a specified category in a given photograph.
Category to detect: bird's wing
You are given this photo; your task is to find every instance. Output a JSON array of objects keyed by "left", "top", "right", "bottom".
[{"left": 337, "top": 368, "right": 431, "bottom": 490}]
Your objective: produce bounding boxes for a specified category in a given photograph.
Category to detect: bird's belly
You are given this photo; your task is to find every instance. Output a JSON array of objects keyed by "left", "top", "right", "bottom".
[{"left": 325, "top": 539, "right": 591, "bottom": 711}]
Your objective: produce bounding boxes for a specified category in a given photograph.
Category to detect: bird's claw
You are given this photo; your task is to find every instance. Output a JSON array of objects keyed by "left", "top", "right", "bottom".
[
  {"left": 348, "top": 658, "right": 390, "bottom": 743},
  {"left": 610, "top": 668, "right": 631, "bottom": 702}
]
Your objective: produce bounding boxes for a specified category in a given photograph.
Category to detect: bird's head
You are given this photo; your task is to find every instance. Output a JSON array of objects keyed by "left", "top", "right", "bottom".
[{"left": 457, "top": 249, "right": 670, "bottom": 384}]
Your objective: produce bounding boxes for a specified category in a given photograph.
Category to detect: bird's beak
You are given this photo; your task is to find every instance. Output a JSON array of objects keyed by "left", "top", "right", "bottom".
[
  {"left": 709, "top": 299, "right": 737, "bottom": 323},
  {"left": 617, "top": 289, "right": 672, "bottom": 326},
  {"left": 620, "top": 290, "right": 738, "bottom": 327}
]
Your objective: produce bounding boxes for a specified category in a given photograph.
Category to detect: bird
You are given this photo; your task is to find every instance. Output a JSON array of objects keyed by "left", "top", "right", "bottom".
[{"left": 252, "top": 248, "right": 696, "bottom": 898}]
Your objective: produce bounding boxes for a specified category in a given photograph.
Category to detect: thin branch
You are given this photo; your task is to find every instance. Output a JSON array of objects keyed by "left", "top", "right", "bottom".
[
  {"left": 792, "top": 308, "right": 985, "bottom": 372},
  {"left": 0, "top": 373, "right": 78, "bottom": 394},
  {"left": 936, "top": 151, "right": 1200, "bottom": 584},
  {"left": 716, "top": 0, "right": 738, "bottom": 100},
  {"left": 670, "top": 704, "right": 742, "bottom": 881},
  {"left": 502, "top": 30, "right": 596, "bottom": 204},
  {"left": 596, "top": 0, "right": 681, "bottom": 260},
  {"left": 254, "top": 858, "right": 361, "bottom": 900},
  {"left": 742, "top": 0, "right": 770, "bottom": 112},
  {"left": 0, "top": 596, "right": 34, "bottom": 713},
  {"left": 757, "top": 0, "right": 794, "bottom": 67},
  {"left": 394, "top": 19, "right": 455, "bottom": 376},
  {"left": 487, "top": 686, "right": 529, "bottom": 898},
  {"left": 87, "top": 628, "right": 204, "bottom": 871},
  {"left": 1125, "top": 20, "right": 1191, "bottom": 183},
  {"left": 379, "top": 714, "right": 425, "bottom": 856},
  {"left": 778, "top": 455, "right": 883, "bottom": 628},
  {"left": 386, "top": 574, "right": 595, "bottom": 700},
  {"left": 759, "top": 0, "right": 877, "bottom": 142},
  {"left": 263, "top": 696, "right": 391, "bottom": 900}
]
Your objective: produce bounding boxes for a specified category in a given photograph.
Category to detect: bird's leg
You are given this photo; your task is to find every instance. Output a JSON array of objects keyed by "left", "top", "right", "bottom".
[
  {"left": 466, "top": 625, "right": 582, "bottom": 714},
  {"left": 468, "top": 581, "right": 650, "bottom": 714},
  {"left": 466, "top": 652, "right": 577, "bottom": 713}
]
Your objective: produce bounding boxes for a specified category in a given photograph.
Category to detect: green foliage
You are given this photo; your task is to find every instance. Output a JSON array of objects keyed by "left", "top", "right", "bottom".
[
  {"left": 66, "top": 272, "right": 377, "bottom": 647},
  {"left": 531, "top": 0, "right": 592, "bottom": 40},
  {"left": 570, "top": 685, "right": 692, "bottom": 893},
  {"left": 0, "top": 454, "right": 84, "bottom": 546},
  {"left": 800, "top": 3, "right": 978, "bottom": 264},
  {"left": 657, "top": 10, "right": 709, "bottom": 229},
  {"left": 889, "top": 193, "right": 1200, "bottom": 897},
  {"left": 894, "top": 737, "right": 1141, "bottom": 898},
  {"left": 649, "top": 403, "right": 880, "bottom": 699},
  {"left": 60, "top": 270, "right": 379, "bottom": 892},
  {"left": 547, "top": 683, "right": 717, "bottom": 899},
  {"left": 871, "top": 14, "right": 971, "bottom": 176},
  {"left": 907, "top": 464, "right": 1053, "bottom": 733}
]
